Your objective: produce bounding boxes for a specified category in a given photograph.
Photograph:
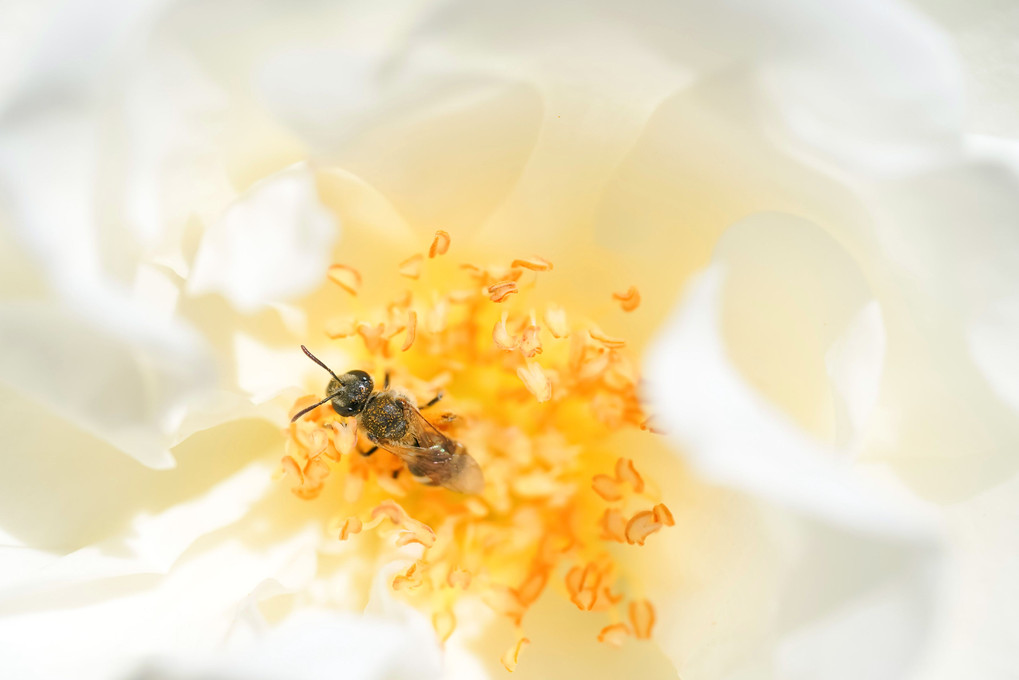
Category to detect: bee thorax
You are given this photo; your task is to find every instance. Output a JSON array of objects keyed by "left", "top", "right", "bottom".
[{"left": 361, "top": 394, "right": 408, "bottom": 440}]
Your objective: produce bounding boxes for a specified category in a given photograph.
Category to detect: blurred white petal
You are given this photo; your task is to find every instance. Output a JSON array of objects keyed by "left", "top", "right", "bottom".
[
  {"left": 757, "top": 0, "right": 964, "bottom": 174},
  {"left": 647, "top": 266, "right": 941, "bottom": 679},
  {"left": 913, "top": 472, "right": 1019, "bottom": 680},
  {"left": 647, "top": 265, "right": 933, "bottom": 536},
  {"left": 129, "top": 608, "right": 443, "bottom": 680},
  {"left": 861, "top": 162, "right": 1019, "bottom": 501},
  {"left": 826, "top": 301, "right": 886, "bottom": 452},
  {"left": 188, "top": 163, "right": 338, "bottom": 313},
  {"left": 0, "top": 503, "right": 320, "bottom": 680},
  {"left": 0, "top": 298, "right": 215, "bottom": 469},
  {"left": 0, "top": 463, "right": 271, "bottom": 595}
]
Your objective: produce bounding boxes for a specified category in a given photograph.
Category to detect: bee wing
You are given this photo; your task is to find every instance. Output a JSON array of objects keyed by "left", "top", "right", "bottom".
[{"left": 376, "top": 402, "right": 484, "bottom": 494}]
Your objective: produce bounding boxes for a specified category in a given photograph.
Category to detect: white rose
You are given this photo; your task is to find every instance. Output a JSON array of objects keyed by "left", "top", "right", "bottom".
[{"left": 1, "top": 1, "right": 1016, "bottom": 680}]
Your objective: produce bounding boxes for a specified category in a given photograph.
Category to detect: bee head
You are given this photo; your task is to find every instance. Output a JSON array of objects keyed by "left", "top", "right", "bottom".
[{"left": 327, "top": 370, "right": 374, "bottom": 417}]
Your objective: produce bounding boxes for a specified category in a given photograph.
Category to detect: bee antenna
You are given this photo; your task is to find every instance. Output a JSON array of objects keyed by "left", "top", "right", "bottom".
[
  {"left": 290, "top": 391, "right": 342, "bottom": 423},
  {"left": 300, "top": 345, "right": 342, "bottom": 382}
]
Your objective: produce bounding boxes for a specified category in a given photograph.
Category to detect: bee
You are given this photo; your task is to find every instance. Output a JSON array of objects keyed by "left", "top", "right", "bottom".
[{"left": 290, "top": 346, "right": 484, "bottom": 495}]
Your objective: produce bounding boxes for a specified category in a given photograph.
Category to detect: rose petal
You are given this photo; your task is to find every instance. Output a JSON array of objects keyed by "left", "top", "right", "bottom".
[
  {"left": 646, "top": 266, "right": 942, "bottom": 680},
  {"left": 189, "top": 163, "right": 338, "bottom": 313}
]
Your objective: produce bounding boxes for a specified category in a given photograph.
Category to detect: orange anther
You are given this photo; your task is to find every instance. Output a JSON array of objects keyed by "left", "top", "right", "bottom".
[
  {"left": 592, "top": 474, "right": 623, "bottom": 502},
  {"left": 493, "top": 312, "right": 519, "bottom": 350},
  {"left": 599, "top": 508, "right": 627, "bottom": 542},
  {"left": 588, "top": 326, "right": 626, "bottom": 349},
  {"left": 339, "top": 517, "right": 362, "bottom": 540},
  {"left": 624, "top": 511, "right": 662, "bottom": 546},
  {"left": 510, "top": 256, "right": 553, "bottom": 272},
  {"left": 543, "top": 304, "right": 569, "bottom": 338},
  {"left": 429, "top": 230, "right": 451, "bottom": 258},
  {"left": 500, "top": 637, "right": 530, "bottom": 672},
  {"left": 517, "top": 362, "right": 551, "bottom": 402},
  {"left": 520, "top": 325, "right": 542, "bottom": 358},
  {"left": 652, "top": 503, "right": 675, "bottom": 527},
  {"left": 612, "top": 286, "right": 641, "bottom": 312},
  {"left": 487, "top": 280, "right": 518, "bottom": 303},
  {"left": 324, "top": 317, "right": 357, "bottom": 339},
  {"left": 615, "top": 458, "right": 645, "bottom": 494},
  {"left": 399, "top": 254, "right": 423, "bottom": 279},
  {"left": 597, "top": 623, "right": 630, "bottom": 647},
  {"left": 629, "top": 600, "right": 656, "bottom": 639},
  {"left": 327, "top": 264, "right": 361, "bottom": 295},
  {"left": 516, "top": 569, "right": 548, "bottom": 606}
]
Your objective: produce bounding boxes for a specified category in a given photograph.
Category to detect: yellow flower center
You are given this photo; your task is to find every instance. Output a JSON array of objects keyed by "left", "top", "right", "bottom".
[{"left": 280, "top": 231, "right": 671, "bottom": 671}]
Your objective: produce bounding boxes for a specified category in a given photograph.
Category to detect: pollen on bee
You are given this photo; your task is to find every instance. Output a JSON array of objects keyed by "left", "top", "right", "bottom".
[{"left": 283, "top": 240, "right": 673, "bottom": 662}]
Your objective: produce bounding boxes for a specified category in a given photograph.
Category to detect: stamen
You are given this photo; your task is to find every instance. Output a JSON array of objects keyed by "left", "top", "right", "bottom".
[
  {"left": 399, "top": 254, "right": 424, "bottom": 279},
  {"left": 500, "top": 637, "right": 530, "bottom": 672},
  {"left": 328, "top": 264, "right": 361, "bottom": 295},
  {"left": 488, "top": 280, "right": 519, "bottom": 303},
  {"left": 338, "top": 516, "right": 362, "bottom": 540},
  {"left": 511, "top": 256, "right": 553, "bottom": 272},
  {"left": 493, "top": 311, "right": 520, "bottom": 350},
  {"left": 598, "top": 623, "right": 630, "bottom": 647},
  {"left": 629, "top": 600, "right": 655, "bottom": 640},
  {"left": 612, "top": 286, "right": 641, "bottom": 312},
  {"left": 401, "top": 311, "right": 417, "bottom": 352},
  {"left": 516, "top": 362, "right": 552, "bottom": 402},
  {"left": 543, "top": 304, "right": 569, "bottom": 338},
  {"left": 624, "top": 511, "right": 662, "bottom": 546},
  {"left": 325, "top": 318, "right": 357, "bottom": 339},
  {"left": 429, "top": 230, "right": 451, "bottom": 258},
  {"left": 284, "top": 244, "right": 672, "bottom": 661}
]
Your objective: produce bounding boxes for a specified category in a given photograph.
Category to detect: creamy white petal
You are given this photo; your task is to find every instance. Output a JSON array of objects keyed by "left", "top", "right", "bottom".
[
  {"left": 826, "top": 301, "right": 886, "bottom": 452},
  {"left": 188, "top": 163, "right": 338, "bottom": 313},
  {"left": 0, "top": 298, "right": 215, "bottom": 469},
  {"left": 0, "top": 512, "right": 320, "bottom": 680},
  {"left": 130, "top": 608, "right": 443, "bottom": 680},
  {"left": 859, "top": 162, "right": 1019, "bottom": 501},
  {"left": 646, "top": 266, "right": 941, "bottom": 679},
  {"left": 911, "top": 0, "right": 1019, "bottom": 138},
  {"left": 757, "top": 0, "right": 965, "bottom": 175},
  {"left": 912, "top": 471, "right": 1019, "bottom": 680},
  {"left": 0, "top": 462, "right": 271, "bottom": 597}
]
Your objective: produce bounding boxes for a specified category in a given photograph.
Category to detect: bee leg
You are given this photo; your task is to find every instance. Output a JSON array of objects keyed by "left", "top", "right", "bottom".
[
  {"left": 361, "top": 446, "right": 378, "bottom": 457},
  {"left": 384, "top": 371, "right": 391, "bottom": 389},
  {"left": 422, "top": 392, "right": 444, "bottom": 410}
]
